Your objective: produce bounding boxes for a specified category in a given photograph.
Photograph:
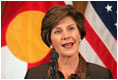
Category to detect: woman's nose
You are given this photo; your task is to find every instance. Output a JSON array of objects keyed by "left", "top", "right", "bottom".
[{"left": 61, "top": 31, "right": 71, "bottom": 40}]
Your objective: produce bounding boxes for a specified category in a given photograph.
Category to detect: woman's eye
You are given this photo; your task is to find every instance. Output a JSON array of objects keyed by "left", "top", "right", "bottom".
[
  {"left": 54, "top": 30, "right": 61, "bottom": 34},
  {"left": 69, "top": 27, "right": 74, "bottom": 31}
]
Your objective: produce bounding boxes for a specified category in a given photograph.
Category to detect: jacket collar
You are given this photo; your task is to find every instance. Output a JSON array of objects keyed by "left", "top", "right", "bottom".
[
  {"left": 47, "top": 54, "right": 90, "bottom": 79},
  {"left": 76, "top": 55, "right": 86, "bottom": 79}
]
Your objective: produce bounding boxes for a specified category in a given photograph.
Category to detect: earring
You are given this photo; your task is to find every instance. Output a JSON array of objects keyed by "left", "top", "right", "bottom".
[
  {"left": 49, "top": 45, "right": 53, "bottom": 49},
  {"left": 79, "top": 39, "right": 81, "bottom": 43}
]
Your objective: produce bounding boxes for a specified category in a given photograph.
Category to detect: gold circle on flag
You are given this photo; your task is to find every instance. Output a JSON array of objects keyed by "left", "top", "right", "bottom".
[{"left": 6, "top": 11, "right": 50, "bottom": 63}]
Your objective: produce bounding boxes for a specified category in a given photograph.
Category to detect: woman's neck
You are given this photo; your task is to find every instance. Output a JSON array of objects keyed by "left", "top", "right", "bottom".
[{"left": 58, "top": 53, "right": 79, "bottom": 79}]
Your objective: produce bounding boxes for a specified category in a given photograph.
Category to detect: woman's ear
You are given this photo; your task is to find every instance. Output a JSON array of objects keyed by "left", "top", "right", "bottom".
[
  {"left": 49, "top": 43, "right": 54, "bottom": 49},
  {"left": 79, "top": 37, "right": 81, "bottom": 43},
  {"left": 79, "top": 39, "right": 81, "bottom": 43},
  {"left": 49, "top": 45, "right": 53, "bottom": 49}
]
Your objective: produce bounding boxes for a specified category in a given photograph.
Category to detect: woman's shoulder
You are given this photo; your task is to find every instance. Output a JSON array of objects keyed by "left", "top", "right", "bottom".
[
  {"left": 86, "top": 62, "right": 113, "bottom": 79},
  {"left": 87, "top": 62, "right": 107, "bottom": 70},
  {"left": 29, "top": 62, "right": 50, "bottom": 71},
  {"left": 25, "top": 62, "right": 50, "bottom": 79}
]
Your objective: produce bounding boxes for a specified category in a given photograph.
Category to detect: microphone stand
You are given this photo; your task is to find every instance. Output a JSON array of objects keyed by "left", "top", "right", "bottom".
[{"left": 49, "top": 51, "right": 58, "bottom": 79}]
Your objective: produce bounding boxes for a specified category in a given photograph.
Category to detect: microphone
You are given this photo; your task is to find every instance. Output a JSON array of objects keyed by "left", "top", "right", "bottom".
[
  {"left": 70, "top": 74, "right": 80, "bottom": 79},
  {"left": 49, "top": 51, "right": 59, "bottom": 79}
]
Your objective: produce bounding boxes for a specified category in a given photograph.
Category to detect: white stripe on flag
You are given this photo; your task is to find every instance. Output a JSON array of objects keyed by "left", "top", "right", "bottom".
[
  {"left": 1, "top": 46, "right": 27, "bottom": 79},
  {"left": 85, "top": 2, "right": 117, "bottom": 61},
  {"left": 79, "top": 38, "right": 105, "bottom": 67}
]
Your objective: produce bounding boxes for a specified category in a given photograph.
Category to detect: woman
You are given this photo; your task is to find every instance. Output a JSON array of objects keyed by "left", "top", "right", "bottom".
[{"left": 25, "top": 5, "right": 113, "bottom": 79}]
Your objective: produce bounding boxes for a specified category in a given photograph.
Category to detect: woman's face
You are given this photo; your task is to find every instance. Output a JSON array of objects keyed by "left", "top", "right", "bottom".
[{"left": 51, "top": 16, "right": 80, "bottom": 57}]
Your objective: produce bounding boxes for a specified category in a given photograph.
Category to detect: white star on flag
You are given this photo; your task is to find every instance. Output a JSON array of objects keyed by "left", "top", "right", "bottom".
[
  {"left": 114, "top": 23, "right": 117, "bottom": 28},
  {"left": 105, "top": 4, "right": 112, "bottom": 12}
]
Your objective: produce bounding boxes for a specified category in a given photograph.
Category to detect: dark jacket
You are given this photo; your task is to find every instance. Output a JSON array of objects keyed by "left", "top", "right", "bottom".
[{"left": 25, "top": 62, "right": 113, "bottom": 79}]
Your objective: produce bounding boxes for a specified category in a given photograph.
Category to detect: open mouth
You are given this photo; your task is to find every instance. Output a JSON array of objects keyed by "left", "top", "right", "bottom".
[{"left": 62, "top": 42, "right": 74, "bottom": 48}]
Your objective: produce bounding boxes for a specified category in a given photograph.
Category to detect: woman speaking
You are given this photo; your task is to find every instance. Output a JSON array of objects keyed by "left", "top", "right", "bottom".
[{"left": 25, "top": 5, "right": 113, "bottom": 79}]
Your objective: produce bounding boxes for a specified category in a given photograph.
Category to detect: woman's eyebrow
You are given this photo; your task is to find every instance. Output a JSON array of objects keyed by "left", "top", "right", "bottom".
[
  {"left": 67, "top": 24, "right": 75, "bottom": 27},
  {"left": 59, "top": 24, "right": 75, "bottom": 28},
  {"left": 53, "top": 24, "right": 75, "bottom": 30},
  {"left": 54, "top": 27, "right": 61, "bottom": 29}
]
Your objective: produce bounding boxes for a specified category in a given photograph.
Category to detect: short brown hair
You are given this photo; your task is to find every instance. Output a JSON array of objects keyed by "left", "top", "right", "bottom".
[{"left": 41, "top": 5, "right": 86, "bottom": 47}]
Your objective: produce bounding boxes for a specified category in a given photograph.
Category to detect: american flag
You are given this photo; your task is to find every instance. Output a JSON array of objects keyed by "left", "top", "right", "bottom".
[{"left": 79, "top": 1, "right": 117, "bottom": 78}]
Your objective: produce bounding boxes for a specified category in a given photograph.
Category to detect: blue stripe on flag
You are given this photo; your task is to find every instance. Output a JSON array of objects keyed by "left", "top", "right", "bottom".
[{"left": 91, "top": 1, "right": 117, "bottom": 39}]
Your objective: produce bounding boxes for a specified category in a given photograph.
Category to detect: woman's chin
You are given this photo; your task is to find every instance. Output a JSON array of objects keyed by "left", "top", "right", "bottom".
[{"left": 60, "top": 52, "right": 76, "bottom": 57}]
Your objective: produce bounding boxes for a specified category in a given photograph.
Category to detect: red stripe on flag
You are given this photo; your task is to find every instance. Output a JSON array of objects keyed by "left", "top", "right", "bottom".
[{"left": 84, "top": 17, "right": 117, "bottom": 79}]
